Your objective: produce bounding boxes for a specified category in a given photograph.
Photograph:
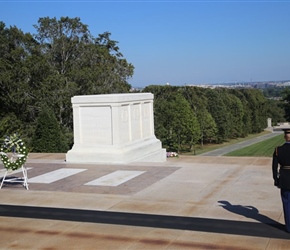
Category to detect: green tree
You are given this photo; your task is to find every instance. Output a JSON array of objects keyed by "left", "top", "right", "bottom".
[
  {"left": 0, "top": 22, "right": 38, "bottom": 122},
  {"left": 219, "top": 89, "right": 244, "bottom": 139},
  {"left": 197, "top": 109, "right": 218, "bottom": 146},
  {"left": 229, "top": 89, "right": 252, "bottom": 137},
  {"left": 205, "top": 88, "right": 231, "bottom": 143},
  {"left": 181, "top": 86, "right": 217, "bottom": 146},
  {"left": 33, "top": 17, "right": 134, "bottom": 129},
  {"left": 262, "top": 87, "right": 285, "bottom": 98},
  {"left": 265, "top": 99, "right": 285, "bottom": 126},
  {"left": 31, "top": 107, "right": 69, "bottom": 153},
  {"left": 0, "top": 114, "right": 24, "bottom": 139},
  {"left": 152, "top": 89, "right": 200, "bottom": 152},
  {"left": 240, "top": 89, "right": 267, "bottom": 133}
]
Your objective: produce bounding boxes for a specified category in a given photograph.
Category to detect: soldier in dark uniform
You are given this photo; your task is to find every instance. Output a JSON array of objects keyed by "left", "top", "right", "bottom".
[{"left": 272, "top": 128, "right": 290, "bottom": 233}]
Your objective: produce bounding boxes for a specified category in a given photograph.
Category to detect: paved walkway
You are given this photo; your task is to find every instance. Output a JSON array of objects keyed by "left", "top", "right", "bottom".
[{"left": 0, "top": 149, "right": 289, "bottom": 249}]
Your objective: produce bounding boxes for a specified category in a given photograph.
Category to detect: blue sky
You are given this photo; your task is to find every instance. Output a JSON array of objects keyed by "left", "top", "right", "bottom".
[{"left": 0, "top": 0, "right": 290, "bottom": 87}]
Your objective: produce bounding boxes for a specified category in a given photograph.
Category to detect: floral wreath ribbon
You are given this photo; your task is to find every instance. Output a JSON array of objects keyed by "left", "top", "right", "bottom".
[{"left": 0, "top": 134, "right": 28, "bottom": 171}]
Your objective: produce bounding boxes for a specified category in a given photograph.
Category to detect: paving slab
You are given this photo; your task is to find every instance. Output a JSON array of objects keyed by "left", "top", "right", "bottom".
[{"left": 0, "top": 154, "right": 289, "bottom": 249}]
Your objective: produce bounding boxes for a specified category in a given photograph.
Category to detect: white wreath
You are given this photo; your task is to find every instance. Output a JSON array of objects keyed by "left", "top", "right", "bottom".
[{"left": 0, "top": 134, "right": 28, "bottom": 170}]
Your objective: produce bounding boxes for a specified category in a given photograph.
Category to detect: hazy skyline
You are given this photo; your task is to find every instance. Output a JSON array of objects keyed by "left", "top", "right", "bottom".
[{"left": 1, "top": 0, "right": 290, "bottom": 87}]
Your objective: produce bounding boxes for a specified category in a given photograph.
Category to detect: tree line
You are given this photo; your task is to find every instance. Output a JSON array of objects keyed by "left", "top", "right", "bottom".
[
  {"left": 142, "top": 85, "right": 285, "bottom": 153},
  {"left": 0, "top": 16, "right": 287, "bottom": 153}
]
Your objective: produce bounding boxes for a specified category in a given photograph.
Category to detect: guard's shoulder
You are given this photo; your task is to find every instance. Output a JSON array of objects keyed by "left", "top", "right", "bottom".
[
  {"left": 276, "top": 145, "right": 283, "bottom": 149},
  {"left": 275, "top": 146, "right": 281, "bottom": 156},
  {"left": 275, "top": 144, "right": 288, "bottom": 156}
]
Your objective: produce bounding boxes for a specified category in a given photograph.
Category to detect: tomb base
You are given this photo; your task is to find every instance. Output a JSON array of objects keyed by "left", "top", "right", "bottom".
[{"left": 66, "top": 137, "right": 166, "bottom": 164}]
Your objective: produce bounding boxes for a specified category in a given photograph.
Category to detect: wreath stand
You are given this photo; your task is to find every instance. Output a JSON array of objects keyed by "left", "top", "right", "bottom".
[{"left": 0, "top": 153, "right": 29, "bottom": 190}]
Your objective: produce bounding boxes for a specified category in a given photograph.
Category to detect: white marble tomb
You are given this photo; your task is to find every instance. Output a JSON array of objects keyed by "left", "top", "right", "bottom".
[{"left": 66, "top": 93, "right": 166, "bottom": 164}]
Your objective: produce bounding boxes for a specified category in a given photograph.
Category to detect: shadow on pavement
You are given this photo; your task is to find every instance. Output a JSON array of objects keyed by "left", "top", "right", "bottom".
[
  {"left": 218, "top": 200, "right": 285, "bottom": 232},
  {"left": 0, "top": 204, "right": 289, "bottom": 240}
]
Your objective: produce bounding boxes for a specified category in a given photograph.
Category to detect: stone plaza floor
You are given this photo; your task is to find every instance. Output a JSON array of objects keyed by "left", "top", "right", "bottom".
[{"left": 0, "top": 153, "right": 289, "bottom": 249}]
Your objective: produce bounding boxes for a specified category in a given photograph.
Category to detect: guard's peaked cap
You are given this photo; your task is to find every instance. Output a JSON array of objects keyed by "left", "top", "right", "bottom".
[{"left": 282, "top": 128, "right": 290, "bottom": 134}]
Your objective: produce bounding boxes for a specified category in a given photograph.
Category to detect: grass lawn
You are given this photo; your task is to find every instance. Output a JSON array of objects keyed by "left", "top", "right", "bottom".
[
  {"left": 183, "top": 131, "right": 285, "bottom": 157},
  {"left": 225, "top": 133, "right": 285, "bottom": 157}
]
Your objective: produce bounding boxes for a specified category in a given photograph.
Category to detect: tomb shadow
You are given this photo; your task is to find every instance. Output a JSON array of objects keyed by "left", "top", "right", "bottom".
[{"left": 1, "top": 204, "right": 290, "bottom": 239}]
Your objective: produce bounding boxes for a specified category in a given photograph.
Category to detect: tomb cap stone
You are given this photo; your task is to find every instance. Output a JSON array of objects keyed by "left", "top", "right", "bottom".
[{"left": 72, "top": 93, "right": 153, "bottom": 104}]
